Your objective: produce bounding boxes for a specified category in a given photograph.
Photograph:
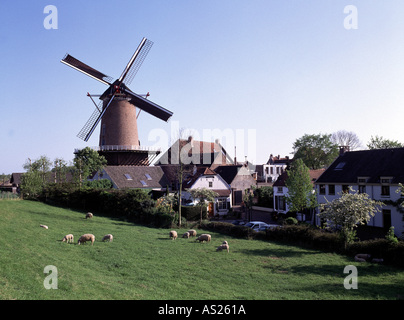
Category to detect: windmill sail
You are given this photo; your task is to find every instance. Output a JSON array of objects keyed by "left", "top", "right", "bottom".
[
  {"left": 123, "top": 88, "right": 173, "bottom": 122},
  {"left": 77, "top": 95, "right": 115, "bottom": 141},
  {"left": 118, "top": 38, "right": 154, "bottom": 86},
  {"left": 61, "top": 54, "right": 113, "bottom": 85}
]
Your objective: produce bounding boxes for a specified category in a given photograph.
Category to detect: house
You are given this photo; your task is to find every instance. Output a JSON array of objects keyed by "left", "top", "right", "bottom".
[
  {"left": 314, "top": 148, "right": 404, "bottom": 237},
  {"left": 263, "top": 154, "right": 292, "bottom": 183},
  {"left": 182, "top": 166, "right": 232, "bottom": 216},
  {"left": 214, "top": 164, "right": 256, "bottom": 205},
  {"left": 90, "top": 166, "right": 170, "bottom": 197},
  {"left": 273, "top": 168, "right": 325, "bottom": 220},
  {"left": 155, "top": 136, "right": 234, "bottom": 169},
  {"left": 8, "top": 173, "right": 23, "bottom": 194}
]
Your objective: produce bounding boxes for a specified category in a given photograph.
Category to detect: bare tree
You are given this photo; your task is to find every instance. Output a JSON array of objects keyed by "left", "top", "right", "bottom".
[{"left": 331, "top": 130, "right": 362, "bottom": 151}]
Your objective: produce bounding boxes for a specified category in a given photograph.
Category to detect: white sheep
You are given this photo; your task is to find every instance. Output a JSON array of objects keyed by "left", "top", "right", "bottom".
[
  {"left": 102, "top": 234, "right": 113, "bottom": 242},
  {"left": 354, "top": 253, "right": 370, "bottom": 262},
  {"left": 78, "top": 233, "right": 95, "bottom": 245},
  {"left": 188, "top": 229, "right": 197, "bottom": 237},
  {"left": 196, "top": 234, "right": 211, "bottom": 242},
  {"left": 216, "top": 243, "right": 229, "bottom": 253},
  {"left": 85, "top": 212, "right": 93, "bottom": 219},
  {"left": 40, "top": 224, "right": 48, "bottom": 229},
  {"left": 62, "top": 234, "right": 74, "bottom": 243},
  {"left": 169, "top": 230, "right": 178, "bottom": 240},
  {"left": 182, "top": 232, "right": 190, "bottom": 238}
]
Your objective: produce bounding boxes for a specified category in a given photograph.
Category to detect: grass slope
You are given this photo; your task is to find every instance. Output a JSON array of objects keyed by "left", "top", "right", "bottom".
[{"left": 0, "top": 200, "right": 403, "bottom": 300}]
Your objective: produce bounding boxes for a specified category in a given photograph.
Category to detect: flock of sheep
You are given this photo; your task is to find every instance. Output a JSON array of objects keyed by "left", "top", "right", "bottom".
[
  {"left": 40, "top": 212, "right": 113, "bottom": 246},
  {"left": 169, "top": 230, "right": 230, "bottom": 253},
  {"left": 41, "top": 211, "right": 229, "bottom": 252}
]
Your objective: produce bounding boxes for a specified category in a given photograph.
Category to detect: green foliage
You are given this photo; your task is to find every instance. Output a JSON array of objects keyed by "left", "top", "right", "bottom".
[
  {"left": 292, "top": 133, "right": 339, "bottom": 169},
  {"left": 285, "top": 159, "right": 317, "bottom": 213},
  {"left": 367, "top": 135, "right": 404, "bottom": 149},
  {"left": 318, "top": 188, "right": 384, "bottom": 247},
  {"left": 254, "top": 186, "right": 273, "bottom": 208},
  {"left": 73, "top": 147, "right": 107, "bottom": 186},
  {"left": 284, "top": 217, "right": 298, "bottom": 225},
  {"left": 386, "top": 227, "right": 399, "bottom": 245},
  {"left": 20, "top": 171, "right": 43, "bottom": 199},
  {"left": 83, "top": 179, "right": 113, "bottom": 189},
  {"left": 188, "top": 187, "right": 219, "bottom": 222}
]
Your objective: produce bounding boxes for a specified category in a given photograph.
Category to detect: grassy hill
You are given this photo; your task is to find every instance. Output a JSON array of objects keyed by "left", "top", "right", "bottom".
[{"left": 0, "top": 200, "right": 403, "bottom": 300}]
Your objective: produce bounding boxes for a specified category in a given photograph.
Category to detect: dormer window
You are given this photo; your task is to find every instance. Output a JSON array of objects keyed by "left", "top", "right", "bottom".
[{"left": 334, "top": 162, "right": 346, "bottom": 170}]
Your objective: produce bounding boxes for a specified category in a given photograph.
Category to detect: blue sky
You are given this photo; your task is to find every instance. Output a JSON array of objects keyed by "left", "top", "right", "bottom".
[{"left": 1, "top": 1, "right": 404, "bottom": 173}]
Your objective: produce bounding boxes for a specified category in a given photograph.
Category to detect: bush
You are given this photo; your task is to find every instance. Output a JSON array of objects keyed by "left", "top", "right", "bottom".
[
  {"left": 181, "top": 206, "right": 207, "bottom": 221},
  {"left": 284, "top": 217, "right": 298, "bottom": 225}
]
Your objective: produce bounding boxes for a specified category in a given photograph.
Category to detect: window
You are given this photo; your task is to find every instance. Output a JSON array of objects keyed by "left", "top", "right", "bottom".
[
  {"left": 328, "top": 185, "right": 335, "bottom": 195},
  {"left": 342, "top": 185, "right": 350, "bottom": 193},
  {"left": 319, "top": 185, "right": 326, "bottom": 195},
  {"left": 359, "top": 185, "right": 366, "bottom": 194},
  {"left": 217, "top": 198, "right": 227, "bottom": 210},
  {"left": 140, "top": 180, "right": 147, "bottom": 187},
  {"left": 124, "top": 174, "right": 132, "bottom": 180},
  {"left": 334, "top": 162, "right": 346, "bottom": 170},
  {"left": 208, "top": 181, "right": 213, "bottom": 188},
  {"left": 145, "top": 173, "right": 152, "bottom": 180},
  {"left": 381, "top": 185, "right": 390, "bottom": 197},
  {"left": 270, "top": 167, "right": 273, "bottom": 175},
  {"left": 277, "top": 187, "right": 283, "bottom": 193}
]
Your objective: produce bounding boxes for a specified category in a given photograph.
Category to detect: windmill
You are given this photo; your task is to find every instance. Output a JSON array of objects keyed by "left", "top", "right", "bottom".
[{"left": 61, "top": 37, "right": 173, "bottom": 166}]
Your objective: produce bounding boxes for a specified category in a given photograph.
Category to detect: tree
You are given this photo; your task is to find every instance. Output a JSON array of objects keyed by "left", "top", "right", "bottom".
[
  {"left": 292, "top": 133, "right": 339, "bottom": 169},
  {"left": 331, "top": 130, "right": 362, "bottom": 151},
  {"left": 20, "top": 171, "right": 43, "bottom": 199},
  {"left": 285, "top": 159, "right": 317, "bottom": 215},
  {"left": 188, "top": 187, "right": 218, "bottom": 223},
  {"left": 367, "top": 135, "right": 404, "bottom": 149},
  {"left": 23, "top": 156, "right": 52, "bottom": 185},
  {"left": 73, "top": 147, "right": 107, "bottom": 188},
  {"left": 318, "top": 188, "right": 384, "bottom": 247}
]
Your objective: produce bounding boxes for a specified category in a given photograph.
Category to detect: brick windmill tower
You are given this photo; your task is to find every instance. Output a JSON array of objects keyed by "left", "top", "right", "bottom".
[{"left": 61, "top": 37, "right": 173, "bottom": 166}]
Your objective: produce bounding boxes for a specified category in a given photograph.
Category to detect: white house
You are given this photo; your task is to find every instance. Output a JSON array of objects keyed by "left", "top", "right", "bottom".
[
  {"left": 182, "top": 166, "right": 232, "bottom": 216},
  {"left": 273, "top": 169, "right": 325, "bottom": 221},
  {"left": 263, "top": 154, "right": 292, "bottom": 183},
  {"left": 314, "top": 148, "right": 404, "bottom": 238}
]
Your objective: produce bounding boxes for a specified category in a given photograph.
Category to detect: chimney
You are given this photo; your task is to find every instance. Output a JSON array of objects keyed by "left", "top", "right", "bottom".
[{"left": 339, "top": 146, "right": 350, "bottom": 156}]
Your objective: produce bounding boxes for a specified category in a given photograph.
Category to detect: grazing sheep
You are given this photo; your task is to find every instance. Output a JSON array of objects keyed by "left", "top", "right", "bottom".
[
  {"left": 216, "top": 243, "right": 229, "bottom": 253},
  {"left": 85, "top": 212, "right": 93, "bottom": 219},
  {"left": 196, "top": 234, "right": 211, "bottom": 242},
  {"left": 169, "top": 230, "right": 178, "bottom": 240},
  {"left": 187, "top": 229, "right": 197, "bottom": 237},
  {"left": 78, "top": 233, "right": 95, "bottom": 245},
  {"left": 62, "top": 234, "right": 74, "bottom": 243},
  {"left": 222, "top": 240, "right": 228, "bottom": 245},
  {"left": 354, "top": 253, "right": 371, "bottom": 262},
  {"left": 40, "top": 224, "right": 48, "bottom": 229},
  {"left": 182, "top": 232, "right": 190, "bottom": 238},
  {"left": 102, "top": 234, "right": 113, "bottom": 242}
]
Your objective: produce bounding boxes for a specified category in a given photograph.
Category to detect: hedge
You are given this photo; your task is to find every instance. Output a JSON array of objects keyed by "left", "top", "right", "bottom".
[
  {"left": 39, "top": 185, "right": 179, "bottom": 228},
  {"left": 200, "top": 222, "right": 404, "bottom": 268}
]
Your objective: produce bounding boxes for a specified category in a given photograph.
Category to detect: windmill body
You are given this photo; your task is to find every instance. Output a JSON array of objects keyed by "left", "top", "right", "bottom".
[{"left": 61, "top": 37, "right": 173, "bottom": 166}]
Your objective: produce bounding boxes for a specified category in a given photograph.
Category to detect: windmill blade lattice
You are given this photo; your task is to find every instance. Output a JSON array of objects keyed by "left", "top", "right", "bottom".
[
  {"left": 119, "top": 38, "right": 153, "bottom": 86},
  {"left": 77, "top": 102, "right": 103, "bottom": 141}
]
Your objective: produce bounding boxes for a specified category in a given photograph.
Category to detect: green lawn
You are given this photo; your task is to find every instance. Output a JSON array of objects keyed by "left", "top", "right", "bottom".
[{"left": 0, "top": 200, "right": 403, "bottom": 300}]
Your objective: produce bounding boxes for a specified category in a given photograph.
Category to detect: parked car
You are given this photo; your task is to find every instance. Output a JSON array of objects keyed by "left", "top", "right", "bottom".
[
  {"left": 245, "top": 221, "right": 280, "bottom": 232},
  {"left": 231, "top": 220, "right": 246, "bottom": 226},
  {"left": 257, "top": 224, "right": 281, "bottom": 232}
]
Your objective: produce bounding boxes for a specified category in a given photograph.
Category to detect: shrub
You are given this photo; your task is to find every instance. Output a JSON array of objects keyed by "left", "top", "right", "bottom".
[{"left": 284, "top": 217, "right": 298, "bottom": 225}]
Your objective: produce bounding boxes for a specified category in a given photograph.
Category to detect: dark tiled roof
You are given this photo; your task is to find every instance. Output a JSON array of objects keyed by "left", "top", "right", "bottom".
[
  {"left": 103, "top": 166, "right": 169, "bottom": 189},
  {"left": 315, "top": 148, "right": 404, "bottom": 184},
  {"left": 214, "top": 165, "right": 244, "bottom": 185}
]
